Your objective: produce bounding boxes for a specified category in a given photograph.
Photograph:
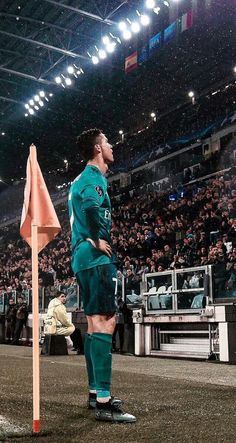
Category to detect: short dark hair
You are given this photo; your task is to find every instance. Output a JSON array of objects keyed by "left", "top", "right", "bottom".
[
  {"left": 56, "top": 291, "right": 66, "bottom": 298},
  {"left": 76, "top": 128, "right": 102, "bottom": 162}
]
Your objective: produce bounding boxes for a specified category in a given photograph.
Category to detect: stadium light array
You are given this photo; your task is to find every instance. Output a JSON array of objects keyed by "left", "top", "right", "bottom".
[
  {"left": 24, "top": 89, "right": 53, "bottom": 116},
  {"left": 188, "top": 90, "right": 195, "bottom": 105},
  {"left": 23, "top": 1, "right": 154, "bottom": 116},
  {"left": 150, "top": 112, "right": 157, "bottom": 122}
]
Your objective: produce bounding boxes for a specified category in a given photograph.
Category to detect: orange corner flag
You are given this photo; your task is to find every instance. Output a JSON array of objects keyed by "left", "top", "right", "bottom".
[{"left": 20, "top": 144, "right": 61, "bottom": 252}]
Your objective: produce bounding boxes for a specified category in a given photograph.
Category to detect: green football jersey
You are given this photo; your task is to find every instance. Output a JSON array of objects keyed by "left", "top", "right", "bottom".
[{"left": 68, "top": 165, "right": 117, "bottom": 273}]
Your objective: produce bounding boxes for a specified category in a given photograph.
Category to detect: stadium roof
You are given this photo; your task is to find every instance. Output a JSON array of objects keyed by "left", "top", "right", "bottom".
[{"left": 0, "top": 0, "right": 235, "bottom": 181}]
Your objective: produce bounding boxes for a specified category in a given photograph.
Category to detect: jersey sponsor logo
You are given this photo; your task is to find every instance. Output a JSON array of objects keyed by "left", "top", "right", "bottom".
[{"left": 95, "top": 185, "right": 103, "bottom": 196}]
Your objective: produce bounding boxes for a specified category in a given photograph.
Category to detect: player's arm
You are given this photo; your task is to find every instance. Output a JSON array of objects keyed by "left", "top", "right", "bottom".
[{"left": 82, "top": 185, "right": 112, "bottom": 257}]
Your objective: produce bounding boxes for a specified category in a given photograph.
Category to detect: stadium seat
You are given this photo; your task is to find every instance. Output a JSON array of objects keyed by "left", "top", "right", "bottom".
[{"left": 190, "top": 294, "right": 206, "bottom": 309}]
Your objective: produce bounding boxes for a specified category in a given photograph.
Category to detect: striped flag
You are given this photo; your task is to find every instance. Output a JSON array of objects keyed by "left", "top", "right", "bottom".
[
  {"left": 178, "top": 10, "right": 193, "bottom": 33},
  {"left": 125, "top": 51, "right": 138, "bottom": 73}
]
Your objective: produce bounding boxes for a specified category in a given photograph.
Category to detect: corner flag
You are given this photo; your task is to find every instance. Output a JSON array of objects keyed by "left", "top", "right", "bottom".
[
  {"left": 20, "top": 144, "right": 61, "bottom": 252},
  {"left": 20, "top": 144, "right": 61, "bottom": 434}
]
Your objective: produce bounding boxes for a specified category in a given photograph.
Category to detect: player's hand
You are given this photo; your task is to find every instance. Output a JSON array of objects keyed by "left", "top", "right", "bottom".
[{"left": 94, "top": 239, "right": 112, "bottom": 257}]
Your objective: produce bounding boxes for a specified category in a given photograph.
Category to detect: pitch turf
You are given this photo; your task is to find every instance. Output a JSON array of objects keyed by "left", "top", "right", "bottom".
[{"left": 0, "top": 346, "right": 236, "bottom": 442}]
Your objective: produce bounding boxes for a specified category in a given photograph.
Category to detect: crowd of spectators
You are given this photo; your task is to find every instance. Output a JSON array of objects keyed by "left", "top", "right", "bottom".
[{"left": 1, "top": 163, "right": 236, "bottom": 299}]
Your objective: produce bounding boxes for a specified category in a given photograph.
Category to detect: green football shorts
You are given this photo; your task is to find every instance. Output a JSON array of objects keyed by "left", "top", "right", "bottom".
[{"left": 76, "top": 264, "right": 118, "bottom": 316}]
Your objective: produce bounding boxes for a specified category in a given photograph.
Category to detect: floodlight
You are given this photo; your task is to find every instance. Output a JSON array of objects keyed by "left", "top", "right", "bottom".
[
  {"left": 131, "top": 22, "right": 141, "bottom": 33},
  {"left": 29, "top": 108, "right": 34, "bottom": 115},
  {"left": 34, "top": 95, "right": 40, "bottom": 102},
  {"left": 25, "top": 104, "right": 29, "bottom": 109},
  {"left": 34, "top": 105, "right": 39, "bottom": 110},
  {"left": 188, "top": 91, "right": 194, "bottom": 98},
  {"left": 39, "top": 91, "right": 45, "bottom": 97},
  {"left": 98, "top": 49, "right": 107, "bottom": 60},
  {"left": 106, "top": 42, "right": 116, "bottom": 53},
  {"left": 118, "top": 21, "right": 127, "bottom": 31},
  {"left": 140, "top": 15, "right": 150, "bottom": 26},
  {"left": 122, "top": 29, "right": 132, "bottom": 40},
  {"left": 146, "top": 0, "right": 155, "bottom": 9},
  {"left": 67, "top": 66, "right": 74, "bottom": 74},
  {"left": 39, "top": 100, "right": 44, "bottom": 107},
  {"left": 29, "top": 99, "right": 34, "bottom": 106},
  {"left": 55, "top": 76, "right": 62, "bottom": 84},
  {"left": 65, "top": 78, "right": 72, "bottom": 86},
  {"left": 102, "top": 35, "right": 110, "bottom": 45},
  {"left": 153, "top": 7, "right": 160, "bottom": 14},
  {"left": 92, "top": 56, "right": 99, "bottom": 64}
]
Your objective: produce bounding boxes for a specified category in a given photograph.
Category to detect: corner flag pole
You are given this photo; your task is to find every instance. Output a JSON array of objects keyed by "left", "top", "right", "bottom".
[
  {"left": 20, "top": 144, "right": 61, "bottom": 434},
  {"left": 32, "top": 223, "right": 40, "bottom": 433},
  {"left": 31, "top": 146, "right": 40, "bottom": 434}
]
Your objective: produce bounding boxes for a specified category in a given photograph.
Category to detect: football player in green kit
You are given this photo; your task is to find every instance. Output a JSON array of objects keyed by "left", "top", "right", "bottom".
[{"left": 68, "top": 129, "right": 136, "bottom": 423}]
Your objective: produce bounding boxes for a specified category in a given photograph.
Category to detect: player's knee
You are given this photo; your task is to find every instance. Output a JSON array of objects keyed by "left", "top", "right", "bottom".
[{"left": 92, "top": 313, "right": 116, "bottom": 334}]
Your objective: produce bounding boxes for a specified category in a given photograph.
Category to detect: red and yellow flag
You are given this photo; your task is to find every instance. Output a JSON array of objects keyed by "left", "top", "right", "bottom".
[
  {"left": 125, "top": 51, "right": 138, "bottom": 73},
  {"left": 20, "top": 144, "right": 61, "bottom": 252}
]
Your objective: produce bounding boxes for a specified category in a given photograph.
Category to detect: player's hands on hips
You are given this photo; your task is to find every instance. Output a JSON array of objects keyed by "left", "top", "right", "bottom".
[{"left": 94, "top": 239, "right": 112, "bottom": 257}]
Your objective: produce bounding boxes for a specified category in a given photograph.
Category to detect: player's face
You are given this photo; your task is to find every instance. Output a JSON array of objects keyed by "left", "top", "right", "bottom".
[{"left": 99, "top": 133, "right": 114, "bottom": 164}]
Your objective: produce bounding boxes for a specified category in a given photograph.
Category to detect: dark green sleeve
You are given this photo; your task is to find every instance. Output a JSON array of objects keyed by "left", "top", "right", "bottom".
[{"left": 81, "top": 184, "right": 105, "bottom": 241}]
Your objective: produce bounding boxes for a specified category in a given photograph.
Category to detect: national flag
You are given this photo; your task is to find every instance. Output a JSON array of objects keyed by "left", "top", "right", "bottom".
[
  {"left": 149, "top": 31, "right": 161, "bottom": 53},
  {"left": 164, "top": 21, "right": 177, "bottom": 43},
  {"left": 178, "top": 10, "right": 193, "bottom": 33},
  {"left": 138, "top": 44, "right": 149, "bottom": 65},
  {"left": 20, "top": 144, "right": 61, "bottom": 252},
  {"left": 125, "top": 51, "right": 138, "bottom": 73}
]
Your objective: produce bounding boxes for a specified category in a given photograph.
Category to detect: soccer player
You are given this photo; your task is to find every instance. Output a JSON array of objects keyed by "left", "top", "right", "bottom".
[{"left": 68, "top": 129, "right": 136, "bottom": 423}]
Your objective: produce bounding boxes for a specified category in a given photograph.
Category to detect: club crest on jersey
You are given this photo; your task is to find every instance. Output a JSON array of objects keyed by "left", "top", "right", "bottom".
[{"left": 95, "top": 186, "right": 103, "bottom": 196}]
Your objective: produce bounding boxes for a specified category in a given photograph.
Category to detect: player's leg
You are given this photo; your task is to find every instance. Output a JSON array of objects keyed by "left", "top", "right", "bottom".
[{"left": 88, "top": 265, "right": 136, "bottom": 423}]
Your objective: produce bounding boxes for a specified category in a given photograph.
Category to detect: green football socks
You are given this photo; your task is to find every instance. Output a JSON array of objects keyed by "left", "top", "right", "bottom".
[{"left": 90, "top": 332, "right": 112, "bottom": 399}]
